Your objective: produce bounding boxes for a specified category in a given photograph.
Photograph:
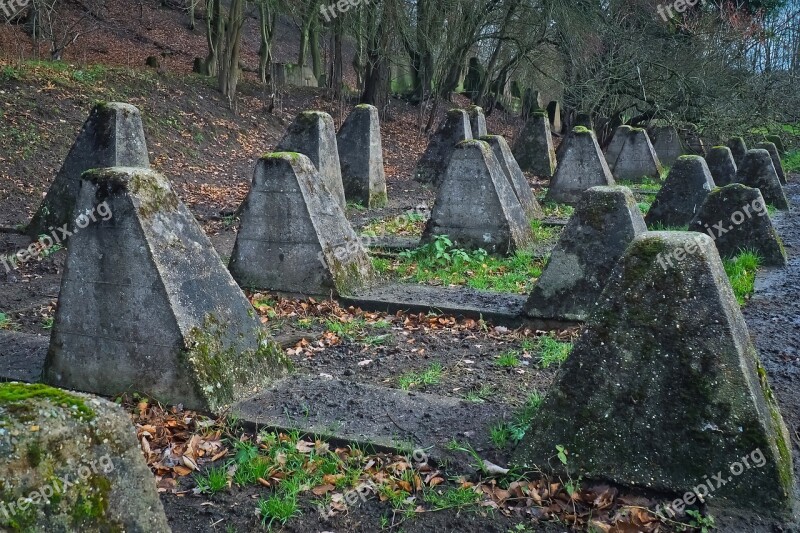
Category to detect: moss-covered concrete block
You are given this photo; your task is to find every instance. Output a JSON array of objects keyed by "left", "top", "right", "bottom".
[
  {"left": 646, "top": 155, "right": 715, "bottom": 227},
  {"left": 43, "top": 168, "right": 287, "bottom": 413},
  {"left": 755, "top": 142, "right": 787, "bottom": 185},
  {"left": 612, "top": 127, "right": 663, "bottom": 183},
  {"left": 651, "top": 125, "right": 685, "bottom": 167},
  {"left": 27, "top": 102, "right": 149, "bottom": 240},
  {"left": 514, "top": 232, "right": 794, "bottom": 515},
  {"left": 276, "top": 111, "right": 346, "bottom": 209},
  {"left": 482, "top": 135, "right": 543, "bottom": 221},
  {"left": 727, "top": 137, "right": 748, "bottom": 167},
  {"left": 0, "top": 383, "right": 170, "bottom": 531},
  {"left": 467, "top": 105, "right": 488, "bottom": 138},
  {"left": 546, "top": 126, "right": 615, "bottom": 205},
  {"left": 604, "top": 125, "right": 632, "bottom": 170},
  {"left": 736, "top": 149, "right": 789, "bottom": 210},
  {"left": 525, "top": 186, "right": 645, "bottom": 321},
  {"left": 706, "top": 146, "right": 738, "bottom": 186},
  {"left": 512, "top": 112, "right": 556, "bottom": 177},
  {"left": 230, "top": 153, "right": 376, "bottom": 296},
  {"left": 422, "top": 140, "right": 533, "bottom": 255},
  {"left": 337, "top": 105, "right": 388, "bottom": 209},
  {"left": 414, "top": 109, "right": 473, "bottom": 186},
  {"left": 689, "top": 184, "right": 787, "bottom": 266}
]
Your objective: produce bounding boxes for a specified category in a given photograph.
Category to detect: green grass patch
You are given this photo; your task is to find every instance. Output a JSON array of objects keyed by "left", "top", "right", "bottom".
[
  {"left": 724, "top": 251, "right": 762, "bottom": 306},
  {"left": 530, "top": 219, "right": 559, "bottom": 241},
  {"left": 783, "top": 150, "right": 800, "bottom": 174},
  {"left": 0, "top": 312, "right": 11, "bottom": 330},
  {"left": 194, "top": 465, "right": 229, "bottom": 495},
  {"left": 423, "top": 486, "right": 481, "bottom": 511},
  {"left": 618, "top": 176, "right": 663, "bottom": 192},
  {"left": 489, "top": 391, "right": 544, "bottom": 447},
  {"left": 463, "top": 384, "right": 495, "bottom": 403},
  {"left": 323, "top": 317, "right": 391, "bottom": 344},
  {"left": 541, "top": 201, "right": 575, "bottom": 219},
  {"left": 361, "top": 211, "right": 426, "bottom": 237},
  {"left": 384, "top": 235, "right": 546, "bottom": 294},
  {"left": 496, "top": 350, "right": 520, "bottom": 368},
  {"left": 531, "top": 334, "right": 572, "bottom": 369},
  {"left": 398, "top": 363, "right": 443, "bottom": 390},
  {"left": 638, "top": 201, "right": 651, "bottom": 215},
  {"left": 648, "top": 222, "right": 689, "bottom": 232}
]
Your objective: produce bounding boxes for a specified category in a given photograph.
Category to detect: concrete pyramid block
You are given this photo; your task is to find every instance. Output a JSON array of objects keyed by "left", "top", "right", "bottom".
[
  {"left": 230, "top": 153, "right": 375, "bottom": 296},
  {"left": 28, "top": 102, "right": 150, "bottom": 239},
  {"left": 422, "top": 140, "right": 533, "bottom": 254},
  {"left": 524, "top": 186, "right": 646, "bottom": 321},
  {"left": 414, "top": 109, "right": 472, "bottom": 186},
  {"left": 512, "top": 111, "right": 557, "bottom": 177},
  {"left": 727, "top": 136, "right": 748, "bottom": 166},
  {"left": 612, "top": 127, "right": 663, "bottom": 182},
  {"left": 482, "top": 135, "right": 543, "bottom": 221},
  {"left": 337, "top": 104, "right": 388, "bottom": 208},
  {"left": 645, "top": 155, "right": 715, "bottom": 227},
  {"left": 736, "top": 149, "right": 789, "bottom": 210},
  {"left": 467, "top": 105, "right": 488, "bottom": 137},
  {"left": 689, "top": 184, "right": 786, "bottom": 266},
  {"left": 43, "top": 167, "right": 287, "bottom": 413},
  {"left": 546, "top": 101, "right": 562, "bottom": 133},
  {"left": 276, "top": 110, "right": 346, "bottom": 209},
  {"left": 0, "top": 383, "right": 171, "bottom": 531},
  {"left": 515, "top": 232, "right": 794, "bottom": 514},
  {"left": 766, "top": 135, "right": 786, "bottom": 154},
  {"left": 651, "top": 125, "right": 685, "bottom": 167},
  {"left": 546, "top": 126, "right": 615, "bottom": 205},
  {"left": 756, "top": 142, "right": 787, "bottom": 185},
  {"left": 604, "top": 125, "right": 632, "bottom": 169},
  {"left": 706, "top": 146, "right": 738, "bottom": 186}
]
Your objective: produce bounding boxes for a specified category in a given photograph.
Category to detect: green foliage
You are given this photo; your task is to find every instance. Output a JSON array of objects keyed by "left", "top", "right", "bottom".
[
  {"left": 541, "top": 201, "right": 575, "bottom": 218},
  {"left": 463, "top": 384, "right": 494, "bottom": 403},
  {"left": 648, "top": 222, "right": 689, "bottom": 231},
  {"left": 423, "top": 486, "right": 481, "bottom": 510},
  {"left": 686, "top": 509, "right": 716, "bottom": 533},
  {"left": 638, "top": 201, "right": 651, "bottom": 214},
  {"left": 398, "top": 363, "right": 443, "bottom": 390},
  {"left": 257, "top": 494, "right": 300, "bottom": 528},
  {"left": 388, "top": 235, "right": 546, "bottom": 294},
  {"left": 489, "top": 392, "right": 543, "bottom": 448},
  {"left": 0, "top": 382, "right": 94, "bottom": 420},
  {"left": 361, "top": 211, "right": 426, "bottom": 237},
  {"left": 0, "top": 312, "right": 10, "bottom": 330},
  {"left": 535, "top": 335, "right": 572, "bottom": 368},
  {"left": 529, "top": 219, "right": 559, "bottom": 241},
  {"left": 496, "top": 350, "right": 520, "bottom": 368},
  {"left": 72, "top": 65, "right": 107, "bottom": 84},
  {"left": 194, "top": 465, "right": 229, "bottom": 494},
  {"left": 724, "top": 251, "right": 762, "bottom": 306},
  {"left": 783, "top": 150, "right": 800, "bottom": 173}
]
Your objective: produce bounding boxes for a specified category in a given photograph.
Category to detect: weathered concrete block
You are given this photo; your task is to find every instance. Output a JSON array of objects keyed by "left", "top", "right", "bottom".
[
  {"left": 736, "top": 149, "right": 789, "bottom": 210},
  {"left": 515, "top": 232, "right": 794, "bottom": 514},
  {"left": 276, "top": 111, "right": 346, "bottom": 209},
  {"left": 651, "top": 125, "right": 685, "bottom": 167},
  {"left": 727, "top": 137, "right": 748, "bottom": 166},
  {"left": 337, "top": 104, "right": 388, "bottom": 208},
  {"left": 706, "top": 146, "right": 738, "bottom": 186},
  {"left": 765, "top": 135, "right": 786, "bottom": 155},
  {"left": 612, "top": 128, "right": 663, "bottom": 182},
  {"left": 414, "top": 109, "right": 472, "bottom": 186},
  {"left": 482, "top": 135, "right": 543, "bottom": 221},
  {"left": 683, "top": 127, "right": 706, "bottom": 156},
  {"left": 546, "top": 101, "right": 562, "bottom": 133},
  {"left": 756, "top": 142, "right": 787, "bottom": 185},
  {"left": 467, "top": 105, "right": 488, "bottom": 137},
  {"left": 525, "top": 186, "right": 645, "bottom": 321},
  {"left": 512, "top": 111, "right": 557, "bottom": 177},
  {"left": 645, "top": 155, "right": 715, "bottom": 227},
  {"left": 28, "top": 102, "right": 150, "bottom": 239},
  {"left": 230, "top": 153, "right": 375, "bottom": 296},
  {"left": 689, "top": 184, "right": 786, "bottom": 266},
  {"left": 0, "top": 383, "right": 171, "bottom": 531},
  {"left": 546, "top": 126, "right": 615, "bottom": 205},
  {"left": 604, "top": 125, "right": 632, "bottom": 170},
  {"left": 422, "top": 140, "right": 533, "bottom": 255},
  {"left": 43, "top": 167, "right": 287, "bottom": 413}
]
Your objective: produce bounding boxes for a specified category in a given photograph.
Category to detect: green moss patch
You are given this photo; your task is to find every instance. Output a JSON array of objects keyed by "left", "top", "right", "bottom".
[{"left": 0, "top": 383, "right": 95, "bottom": 421}]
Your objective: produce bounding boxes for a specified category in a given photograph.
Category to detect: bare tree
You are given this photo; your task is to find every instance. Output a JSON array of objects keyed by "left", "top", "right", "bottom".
[{"left": 29, "top": 0, "right": 105, "bottom": 60}]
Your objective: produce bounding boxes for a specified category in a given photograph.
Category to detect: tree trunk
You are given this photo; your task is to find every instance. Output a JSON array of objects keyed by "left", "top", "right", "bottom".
[
  {"left": 332, "top": 17, "right": 344, "bottom": 98},
  {"left": 204, "top": 0, "right": 223, "bottom": 76},
  {"left": 258, "top": 0, "right": 276, "bottom": 84},
  {"left": 310, "top": 20, "right": 323, "bottom": 80},
  {"left": 218, "top": 0, "right": 245, "bottom": 109},
  {"left": 188, "top": 0, "right": 195, "bottom": 30}
]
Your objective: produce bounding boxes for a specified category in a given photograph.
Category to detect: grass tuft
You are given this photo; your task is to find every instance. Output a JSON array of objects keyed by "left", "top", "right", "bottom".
[{"left": 724, "top": 251, "right": 762, "bottom": 306}]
